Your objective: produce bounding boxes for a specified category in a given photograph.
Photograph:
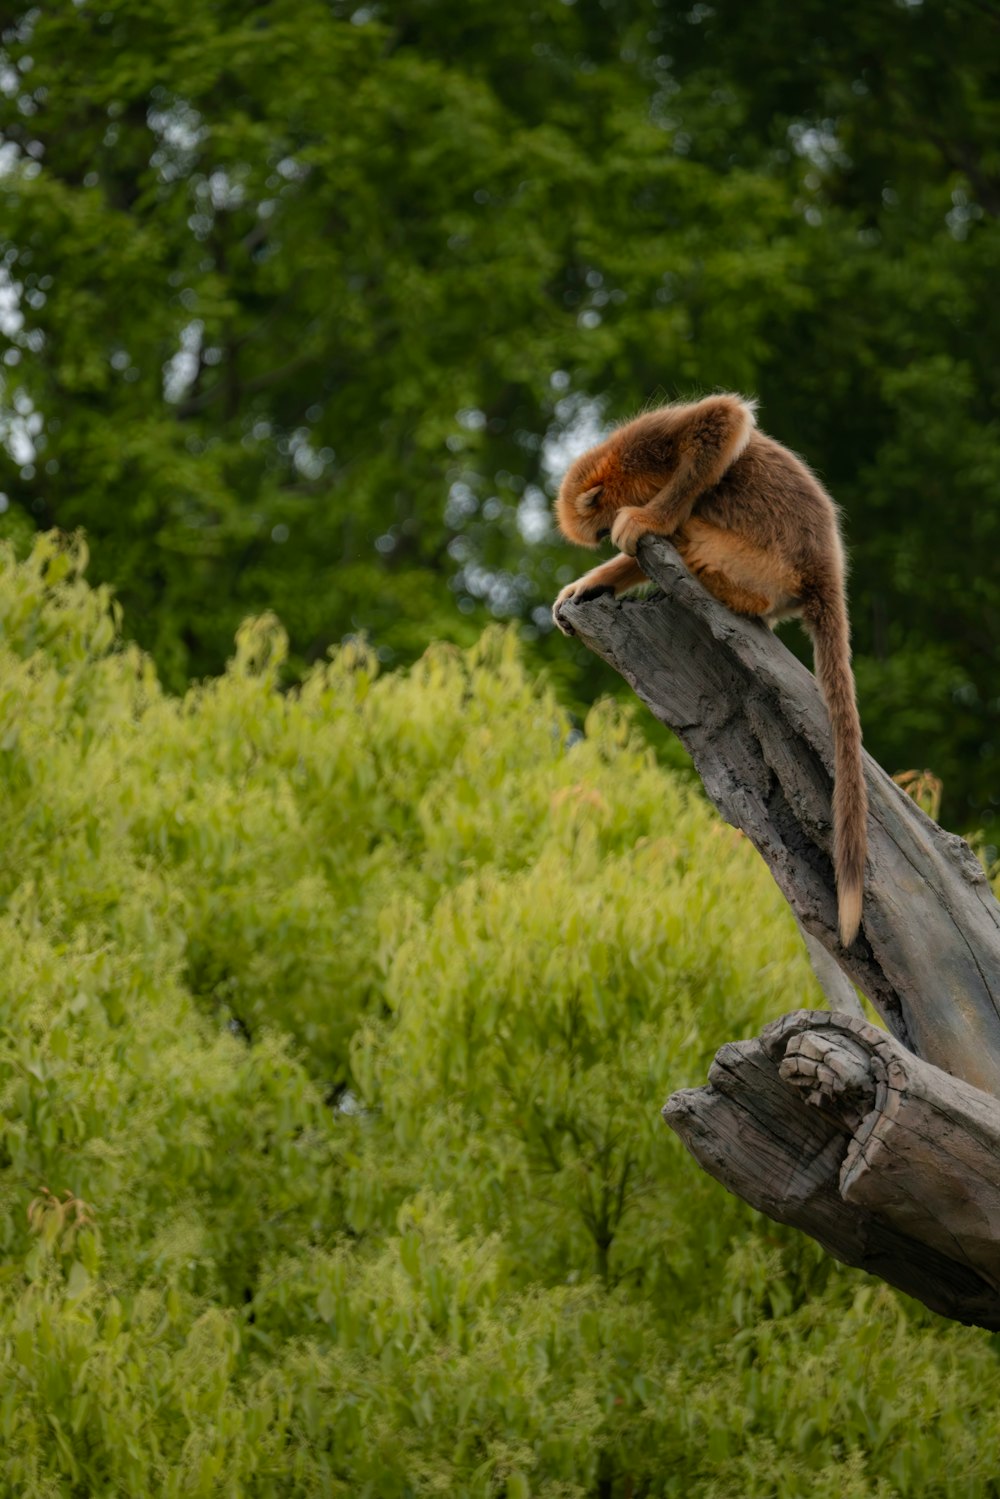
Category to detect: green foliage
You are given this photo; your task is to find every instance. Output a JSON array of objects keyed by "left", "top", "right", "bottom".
[
  {"left": 2, "top": 0, "right": 801, "bottom": 688},
  {"left": 2, "top": 539, "right": 1000, "bottom": 1494},
  {"left": 4, "top": 0, "right": 1000, "bottom": 830}
]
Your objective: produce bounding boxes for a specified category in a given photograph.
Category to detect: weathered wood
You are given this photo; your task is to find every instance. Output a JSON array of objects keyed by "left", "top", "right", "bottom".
[
  {"left": 796, "top": 919, "right": 866, "bottom": 1021},
  {"left": 664, "top": 1010, "right": 1000, "bottom": 1330},
  {"left": 555, "top": 535, "right": 1000, "bottom": 1095},
  {"left": 557, "top": 535, "right": 1000, "bottom": 1321}
]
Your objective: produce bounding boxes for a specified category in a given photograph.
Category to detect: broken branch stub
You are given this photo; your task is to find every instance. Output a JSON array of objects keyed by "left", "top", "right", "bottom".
[{"left": 664, "top": 1010, "right": 1000, "bottom": 1330}]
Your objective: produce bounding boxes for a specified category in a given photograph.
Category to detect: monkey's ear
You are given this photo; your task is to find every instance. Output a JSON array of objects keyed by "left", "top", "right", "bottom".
[{"left": 577, "top": 485, "right": 604, "bottom": 509}]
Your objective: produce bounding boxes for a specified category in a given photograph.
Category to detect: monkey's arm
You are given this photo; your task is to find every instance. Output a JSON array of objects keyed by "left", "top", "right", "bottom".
[
  {"left": 611, "top": 395, "right": 756, "bottom": 556},
  {"left": 552, "top": 553, "right": 647, "bottom": 635}
]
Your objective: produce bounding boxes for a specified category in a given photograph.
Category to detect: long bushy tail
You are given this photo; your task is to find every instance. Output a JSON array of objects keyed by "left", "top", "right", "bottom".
[{"left": 805, "top": 592, "right": 867, "bottom": 946}]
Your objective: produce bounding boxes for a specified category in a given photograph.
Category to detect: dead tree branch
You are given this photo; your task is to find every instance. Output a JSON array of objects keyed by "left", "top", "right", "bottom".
[{"left": 556, "top": 536, "right": 1000, "bottom": 1327}]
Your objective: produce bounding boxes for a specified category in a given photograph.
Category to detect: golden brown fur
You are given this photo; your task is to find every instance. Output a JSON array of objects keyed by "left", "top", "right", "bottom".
[{"left": 553, "top": 394, "right": 867, "bottom": 946}]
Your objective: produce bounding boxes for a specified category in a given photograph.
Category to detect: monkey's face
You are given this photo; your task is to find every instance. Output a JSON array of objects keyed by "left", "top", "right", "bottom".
[{"left": 555, "top": 439, "right": 662, "bottom": 548}]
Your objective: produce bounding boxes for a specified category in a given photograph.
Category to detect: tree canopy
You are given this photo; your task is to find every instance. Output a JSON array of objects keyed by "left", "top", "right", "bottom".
[{"left": 2, "top": 0, "right": 999, "bottom": 829}]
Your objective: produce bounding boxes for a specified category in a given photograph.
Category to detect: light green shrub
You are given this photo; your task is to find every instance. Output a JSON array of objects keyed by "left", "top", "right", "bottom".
[{"left": 1, "top": 534, "right": 999, "bottom": 1497}]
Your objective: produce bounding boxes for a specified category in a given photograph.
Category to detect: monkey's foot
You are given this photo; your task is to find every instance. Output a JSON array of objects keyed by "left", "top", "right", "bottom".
[
  {"left": 552, "top": 578, "right": 614, "bottom": 634},
  {"left": 552, "top": 554, "right": 651, "bottom": 633}
]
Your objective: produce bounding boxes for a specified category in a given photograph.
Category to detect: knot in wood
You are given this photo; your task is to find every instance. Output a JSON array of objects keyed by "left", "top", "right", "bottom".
[{"left": 778, "top": 1029, "right": 876, "bottom": 1131}]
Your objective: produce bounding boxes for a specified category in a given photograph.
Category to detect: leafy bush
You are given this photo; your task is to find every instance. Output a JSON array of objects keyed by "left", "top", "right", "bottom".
[{"left": 1, "top": 535, "right": 1000, "bottom": 1496}]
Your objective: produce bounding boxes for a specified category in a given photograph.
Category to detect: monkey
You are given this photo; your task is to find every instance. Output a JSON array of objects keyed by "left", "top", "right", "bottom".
[{"left": 552, "top": 393, "right": 867, "bottom": 947}]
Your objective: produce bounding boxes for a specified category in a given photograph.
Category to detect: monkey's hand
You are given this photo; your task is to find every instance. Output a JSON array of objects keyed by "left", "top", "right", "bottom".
[{"left": 610, "top": 506, "right": 661, "bottom": 556}]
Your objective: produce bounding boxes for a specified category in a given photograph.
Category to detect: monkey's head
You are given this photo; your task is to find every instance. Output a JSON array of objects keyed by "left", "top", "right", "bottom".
[{"left": 554, "top": 414, "right": 678, "bottom": 548}]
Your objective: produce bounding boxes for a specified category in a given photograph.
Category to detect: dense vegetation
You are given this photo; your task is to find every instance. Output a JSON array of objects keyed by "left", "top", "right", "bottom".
[
  {"left": 2, "top": 5, "right": 1000, "bottom": 1491},
  {"left": 1, "top": 538, "right": 1000, "bottom": 1495},
  {"left": 2, "top": 0, "right": 1000, "bottom": 831}
]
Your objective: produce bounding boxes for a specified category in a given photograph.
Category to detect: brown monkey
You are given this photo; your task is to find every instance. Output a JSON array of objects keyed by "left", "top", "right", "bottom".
[{"left": 552, "top": 394, "right": 867, "bottom": 946}]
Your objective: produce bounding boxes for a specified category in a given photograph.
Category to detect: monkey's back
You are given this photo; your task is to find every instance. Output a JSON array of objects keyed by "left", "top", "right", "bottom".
[
  {"left": 695, "top": 432, "right": 843, "bottom": 577},
  {"left": 668, "top": 431, "right": 846, "bottom": 623}
]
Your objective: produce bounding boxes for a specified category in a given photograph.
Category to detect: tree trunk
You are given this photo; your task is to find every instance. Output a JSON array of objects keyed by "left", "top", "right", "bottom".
[{"left": 555, "top": 535, "right": 1000, "bottom": 1327}]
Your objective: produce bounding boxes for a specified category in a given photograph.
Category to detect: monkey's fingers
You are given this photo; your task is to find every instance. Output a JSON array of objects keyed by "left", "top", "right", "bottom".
[
  {"left": 610, "top": 506, "right": 654, "bottom": 556},
  {"left": 552, "top": 582, "right": 578, "bottom": 634},
  {"left": 552, "top": 602, "right": 575, "bottom": 636}
]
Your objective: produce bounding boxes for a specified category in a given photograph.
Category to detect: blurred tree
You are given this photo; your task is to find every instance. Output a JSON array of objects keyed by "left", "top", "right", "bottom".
[
  {"left": 651, "top": 0, "right": 1000, "bottom": 829},
  {"left": 1, "top": 0, "right": 998, "bottom": 830},
  {"left": 0, "top": 0, "right": 799, "bottom": 684}
]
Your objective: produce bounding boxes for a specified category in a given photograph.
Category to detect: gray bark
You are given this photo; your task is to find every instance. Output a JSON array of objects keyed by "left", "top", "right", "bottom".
[
  {"left": 665, "top": 1009, "right": 1000, "bottom": 1329},
  {"left": 556, "top": 536, "right": 1000, "bottom": 1327},
  {"left": 555, "top": 534, "right": 1000, "bottom": 1094}
]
